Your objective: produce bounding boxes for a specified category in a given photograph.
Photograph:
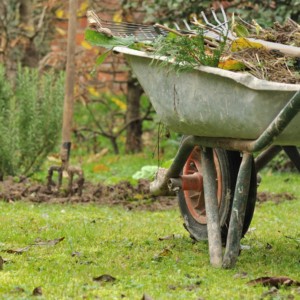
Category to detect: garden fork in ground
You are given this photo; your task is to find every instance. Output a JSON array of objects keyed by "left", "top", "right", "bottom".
[{"left": 47, "top": 0, "right": 84, "bottom": 196}]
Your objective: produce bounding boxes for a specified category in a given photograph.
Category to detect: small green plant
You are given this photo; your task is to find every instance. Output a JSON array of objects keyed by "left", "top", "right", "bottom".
[
  {"left": 0, "top": 64, "right": 64, "bottom": 178},
  {"left": 153, "top": 31, "right": 226, "bottom": 71}
]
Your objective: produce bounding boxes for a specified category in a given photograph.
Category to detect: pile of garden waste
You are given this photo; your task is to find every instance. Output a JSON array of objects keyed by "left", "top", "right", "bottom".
[{"left": 85, "top": 12, "right": 300, "bottom": 84}]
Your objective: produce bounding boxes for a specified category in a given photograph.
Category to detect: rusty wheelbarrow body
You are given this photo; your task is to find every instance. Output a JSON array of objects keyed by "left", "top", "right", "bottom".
[{"left": 114, "top": 46, "right": 300, "bottom": 268}]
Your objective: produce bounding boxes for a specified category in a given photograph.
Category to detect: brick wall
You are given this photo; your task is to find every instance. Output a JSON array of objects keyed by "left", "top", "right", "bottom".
[{"left": 43, "top": 0, "right": 132, "bottom": 96}]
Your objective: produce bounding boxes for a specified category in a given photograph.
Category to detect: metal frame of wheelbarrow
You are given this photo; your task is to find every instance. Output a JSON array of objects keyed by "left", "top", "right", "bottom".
[{"left": 150, "top": 89, "right": 300, "bottom": 269}]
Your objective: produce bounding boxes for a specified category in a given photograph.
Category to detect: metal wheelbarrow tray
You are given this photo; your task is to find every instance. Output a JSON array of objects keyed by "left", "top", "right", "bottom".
[
  {"left": 115, "top": 46, "right": 300, "bottom": 145},
  {"left": 114, "top": 46, "right": 300, "bottom": 269}
]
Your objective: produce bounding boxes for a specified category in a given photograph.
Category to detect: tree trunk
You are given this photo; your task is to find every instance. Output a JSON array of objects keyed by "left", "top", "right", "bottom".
[
  {"left": 125, "top": 75, "right": 143, "bottom": 153},
  {"left": 20, "top": 0, "right": 39, "bottom": 67}
]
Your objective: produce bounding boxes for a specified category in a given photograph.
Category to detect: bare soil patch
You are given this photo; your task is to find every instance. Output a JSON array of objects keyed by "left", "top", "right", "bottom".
[
  {"left": 0, "top": 177, "right": 176, "bottom": 211},
  {"left": 257, "top": 191, "right": 296, "bottom": 204},
  {"left": 0, "top": 177, "right": 296, "bottom": 210}
]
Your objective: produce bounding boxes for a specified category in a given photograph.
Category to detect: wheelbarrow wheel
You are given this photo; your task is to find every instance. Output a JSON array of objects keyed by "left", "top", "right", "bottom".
[{"left": 178, "top": 147, "right": 256, "bottom": 244}]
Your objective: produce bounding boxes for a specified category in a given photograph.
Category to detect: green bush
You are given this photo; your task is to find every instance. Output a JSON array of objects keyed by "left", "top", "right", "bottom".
[{"left": 0, "top": 65, "right": 64, "bottom": 178}]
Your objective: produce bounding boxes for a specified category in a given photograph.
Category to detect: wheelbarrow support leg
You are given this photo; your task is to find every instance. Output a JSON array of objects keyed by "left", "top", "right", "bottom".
[
  {"left": 201, "top": 147, "right": 223, "bottom": 268},
  {"left": 255, "top": 145, "right": 281, "bottom": 172},
  {"left": 223, "top": 152, "right": 252, "bottom": 269},
  {"left": 282, "top": 146, "right": 300, "bottom": 172}
]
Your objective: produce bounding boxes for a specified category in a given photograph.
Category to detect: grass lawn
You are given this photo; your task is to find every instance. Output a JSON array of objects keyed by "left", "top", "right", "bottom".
[{"left": 0, "top": 171, "right": 300, "bottom": 299}]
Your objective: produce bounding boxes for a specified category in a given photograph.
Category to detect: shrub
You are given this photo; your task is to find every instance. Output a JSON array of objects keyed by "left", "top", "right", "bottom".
[{"left": 0, "top": 64, "right": 64, "bottom": 178}]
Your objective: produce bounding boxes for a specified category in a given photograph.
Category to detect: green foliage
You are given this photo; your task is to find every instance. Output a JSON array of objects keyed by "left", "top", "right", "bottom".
[
  {"left": 84, "top": 29, "right": 135, "bottom": 49},
  {"left": 153, "top": 32, "right": 226, "bottom": 71},
  {"left": 227, "top": 0, "right": 300, "bottom": 27},
  {"left": 136, "top": 0, "right": 300, "bottom": 27},
  {"left": 0, "top": 65, "right": 64, "bottom": 177}
]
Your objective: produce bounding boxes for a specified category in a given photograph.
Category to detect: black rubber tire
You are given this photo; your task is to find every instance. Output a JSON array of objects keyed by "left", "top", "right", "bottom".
[{"left": 178, "top": 148, "right": 257, "bottom": 244}]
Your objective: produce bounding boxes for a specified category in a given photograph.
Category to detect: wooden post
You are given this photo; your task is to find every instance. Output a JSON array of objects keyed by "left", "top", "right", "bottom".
[
  {"left": 223, "top": 152, "right": 252, "bottom": 268},
  {"left": 201, "top": 147, "right": 223, "bottom": 268},
  {"left": 60, "top": 0, "right": 78, "bottom": 167}
]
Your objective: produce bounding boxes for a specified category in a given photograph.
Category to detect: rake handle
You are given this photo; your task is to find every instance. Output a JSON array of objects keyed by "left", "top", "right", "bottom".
[{"left": 61, "top": 0, "right": 78, "bottom": 164}]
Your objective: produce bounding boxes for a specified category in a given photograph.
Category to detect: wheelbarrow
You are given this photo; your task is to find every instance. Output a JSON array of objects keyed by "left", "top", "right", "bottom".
[{"left": 114, "top": 46, "right": 300, "bottom": 268}]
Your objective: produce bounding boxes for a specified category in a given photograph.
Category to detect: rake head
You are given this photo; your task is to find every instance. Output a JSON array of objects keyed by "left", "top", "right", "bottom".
[
  {"left": 87, "top": 6, "right": 233, "bottom": 42},
  {"left": 87, "top": 10, "right": 167, "bottom": 41}
]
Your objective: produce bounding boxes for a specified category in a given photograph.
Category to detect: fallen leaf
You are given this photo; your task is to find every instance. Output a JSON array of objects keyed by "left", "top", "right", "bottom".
[
  {"left": 240, "top": 244, "right": 251, "bottom": 250},
  {"left": 185, "top": 283, "right": 201, "bottom": 291},
  {"left": 168, "top": 285, "right": 177, "bottom": 290},
  {"left": 261, "top": 286, "right": 278, "bottom": 298},
  {"left": 153, "top": 248, "right": 173, "bottom": 261},
  {"left": 11, "top": 286, "right": 25, "bottom": 293},
  {"left": 32, "top": 286, "right": 42, "bottom": 296},
  {"left": 78, "top": 260, "right": 93, "bottom": 265},
  {"left": 247, "top": 276, "right": 300, "bottom": 288},
  {"left": 93, "top": 274, "right": 116, "bottom": 283},
  {"left": 158, "top": 234, "right": 183, "bottom": 241},
  {"left": 92, "top": 164, "right": 110, "bottom": 172},
  {"left": 32, "top": 237, "right": 65, "bottom": 246},
  {"left": 265, "top": 243, "right": 273, "bottom": 250},
  {"left": 6, "top": 246, "right": 31, "bottom": 254},
  {"left": 0, "top": 256, "right": 3, "bottom": 270},
  {"left": 71, "top": 251, "right": 81, "bottom": 257},
  {"left": 233, "top": 272, "right": 248, "bottom": 279},
  {"left": 141, "top": 294, "right": 153, "bottom": 300}
]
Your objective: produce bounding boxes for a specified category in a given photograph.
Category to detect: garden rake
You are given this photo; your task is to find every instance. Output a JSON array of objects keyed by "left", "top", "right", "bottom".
[
  {"left": 47, "top": 0, "right": 84, "bottom": 196},
  {"left": 86, "top": 6, "right": 232, "bottom": 43}
]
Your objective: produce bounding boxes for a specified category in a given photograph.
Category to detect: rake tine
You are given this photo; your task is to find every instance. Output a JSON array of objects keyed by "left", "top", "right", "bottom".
[
  {"left": 183, "top": 19, "right": 192, "bottom": 31},
  {"left": 211, "top": 9, "right": 224, "bottom": 30},
  {"left": 173, "top": 22, "right": 181, "bottom": 31},
  {"left": 201, "top": 11, "right": 217, "bottom": 31},
  {"left": 220, "top": 5, "right": 229, "bottom": 31}
]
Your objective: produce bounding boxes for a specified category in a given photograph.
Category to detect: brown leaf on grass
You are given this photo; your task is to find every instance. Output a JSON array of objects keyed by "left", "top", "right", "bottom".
[
  {"left": 6, "top": 246, "right": 31, "bottom": 254},
  {"left": 32, "top": 286, "right": 43, "bottom": 296},
  {"left": 261, "top": 287, "right": 278, "bottom": 298},
  {"left": 247, "top": 276, "right": 300, "bottom": 288},
  {"left": 265, "top": 243, "right": 273, "bottom": 250},
  {"left": 71, "top": 251, "right": 81, "bottom": 257},
  {"left": 158, "top": 234, "right": 182, "bottom": 241},
  {"left": 153, "top": 247, "right": 173, "bottom": 261},
  {"left": 0, "top": 256, "right": 4, "bottom": 270},
  {"left": 32, "top": 237, "right": 65, "bottom": 246},
  {"left": 168, "top": 285, "right": 177, "bottom": 290},
  {"left": 233, "top": 272, "right": 248, "bottom": 279},
  {"left": 141, "top": 294, "right": 153, "bottom": 300},
  {"left": 11, "top": 286, "right": 25, "bottom": 293},
  {"left": 185, "top": 283, "right": 201, "bottom": 291},
  {"left": 93, "top": 274, "right": 116, "bottom": 283}
]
